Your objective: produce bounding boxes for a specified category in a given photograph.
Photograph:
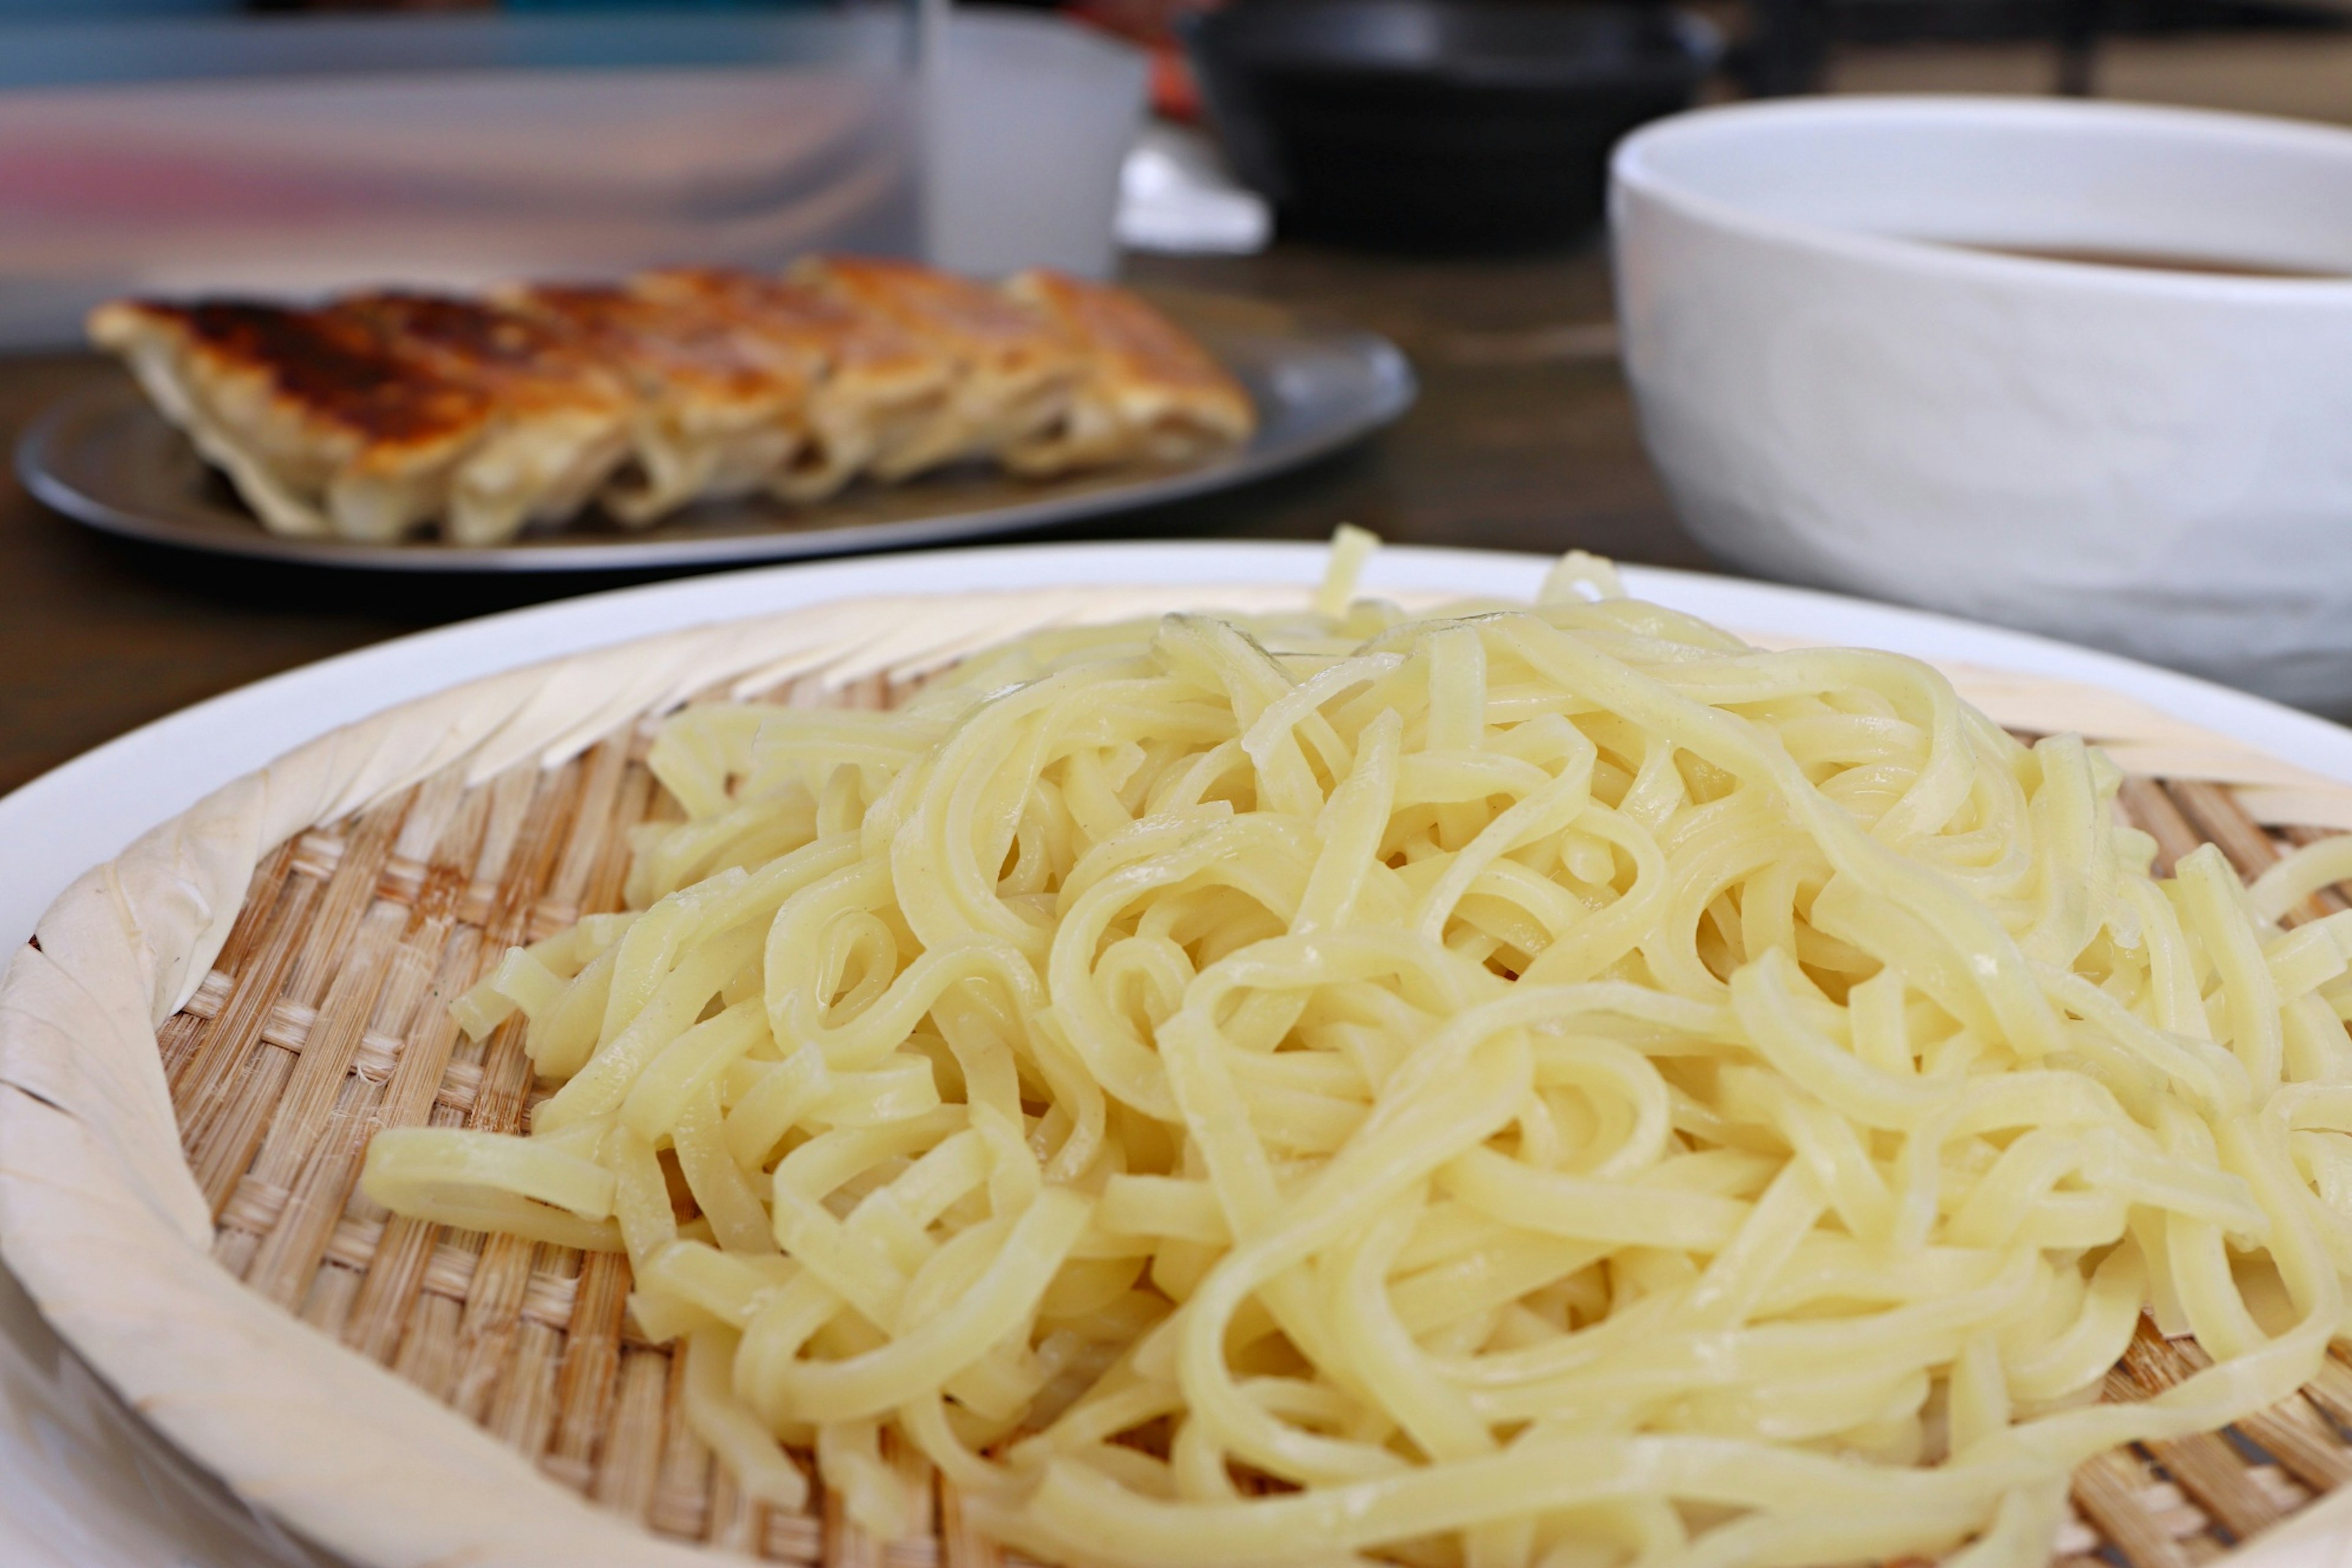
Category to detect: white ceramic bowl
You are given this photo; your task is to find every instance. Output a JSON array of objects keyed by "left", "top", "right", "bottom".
[{"left": 1610, "top": 96, "right": 2352, "bottom": 713}]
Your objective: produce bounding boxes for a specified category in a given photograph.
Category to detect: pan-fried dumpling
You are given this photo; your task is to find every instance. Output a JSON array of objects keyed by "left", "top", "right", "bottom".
[
  {"left": 497, "top": 284, "right": 811, "bottom": 526},
  {"left": 90, "top": 257, "right": 1257, "bottom": 546},
  {"left": 795, "top": 255, "right": 1081, "bottom": 480},
  {"left": 88, "top": 298, "right": 491, "bottom": 541},
  {"left": 630, "top": 269, "right": 953, "bottom": 502},
  {"left": 330, "top": 293, "right": 636, "bottom": 546},
  {"left": 999, "top": 271, "right": 1257, "bottom": 477}
]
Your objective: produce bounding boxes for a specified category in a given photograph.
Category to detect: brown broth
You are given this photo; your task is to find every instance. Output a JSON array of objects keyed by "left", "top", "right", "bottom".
[{"left": 1939, "top": 241, "right": 2350, "bottom": 280}]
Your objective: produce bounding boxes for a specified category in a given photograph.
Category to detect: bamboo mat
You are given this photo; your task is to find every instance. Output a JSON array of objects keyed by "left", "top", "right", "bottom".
[{"left": 146, "top": 662, "right": 2352, "bottom": 1568}]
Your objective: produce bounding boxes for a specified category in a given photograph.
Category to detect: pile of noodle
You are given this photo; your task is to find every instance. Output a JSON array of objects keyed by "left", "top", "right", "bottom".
[{"left": 363, "top": 534, "right": 2352, "bottom": 1568}]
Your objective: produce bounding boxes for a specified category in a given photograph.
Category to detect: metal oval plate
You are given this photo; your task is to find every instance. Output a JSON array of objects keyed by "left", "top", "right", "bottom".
[{"left": 15, "top": 295, "right": 1414, "bottom": 574}]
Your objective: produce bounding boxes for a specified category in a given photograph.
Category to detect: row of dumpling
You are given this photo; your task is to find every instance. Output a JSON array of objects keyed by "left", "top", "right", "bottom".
[{"left": 89, "top": 258, "right": 1259, "bottom": 546}]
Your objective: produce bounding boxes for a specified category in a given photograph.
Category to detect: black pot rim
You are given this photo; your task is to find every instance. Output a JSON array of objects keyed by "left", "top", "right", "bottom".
[{"left": 1188, "top": 1, "right": 1724, "bottom": 94}]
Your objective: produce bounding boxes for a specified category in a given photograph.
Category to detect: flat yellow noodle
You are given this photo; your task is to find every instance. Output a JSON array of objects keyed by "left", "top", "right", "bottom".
[{"left": 358, "top": 535, "right": 2352, "bottom": 1568}]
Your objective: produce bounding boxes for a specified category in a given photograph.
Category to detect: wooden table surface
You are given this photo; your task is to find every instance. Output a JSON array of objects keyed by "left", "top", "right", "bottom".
[{"left": 0, "top": 242, "right": 1708, "bottom": 797}]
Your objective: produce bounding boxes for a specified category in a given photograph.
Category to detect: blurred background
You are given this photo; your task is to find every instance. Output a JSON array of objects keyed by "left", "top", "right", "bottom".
[
  {"left": 2, "top": 0, "right": 2350, "bottom": 790},
  {"left": 0, "top": 0, "right": 2342, "bottom": 341}
]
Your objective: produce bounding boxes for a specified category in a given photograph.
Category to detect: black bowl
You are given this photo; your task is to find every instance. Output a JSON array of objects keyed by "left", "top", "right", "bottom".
[{"left": 1189, "top": 0, "right": 1720, "bottom": 254}]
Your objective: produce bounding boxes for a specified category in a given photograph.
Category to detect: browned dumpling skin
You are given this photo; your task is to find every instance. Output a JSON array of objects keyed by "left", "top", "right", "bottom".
[
  {"left": 498, "top": 283, "right": 813, "bottom": 526},
  {"left": 1000, "top": 271, "right": 1257, "bottom": 478},
  {"left": 630, "top": 268, "right": 954, "bottom": 502},
  {"left": 89, "top": 256, "right": 1251, "bottom": 545},
  {"left": 794, "top": 254, "right": 1083, "bottom": 480},
  {"left": 330, "top": 293, "right": 638, "bottom": 544},
  {"left": 88, "top": 298, "right": 494, "bottom": 541}
]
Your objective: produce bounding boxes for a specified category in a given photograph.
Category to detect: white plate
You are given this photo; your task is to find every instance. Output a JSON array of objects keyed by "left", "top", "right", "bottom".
[{"left": 7, "top": 539, "right": 2352, "bottom": 1565}]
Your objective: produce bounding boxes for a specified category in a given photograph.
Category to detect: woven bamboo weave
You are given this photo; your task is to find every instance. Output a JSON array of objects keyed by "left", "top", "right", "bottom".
[{"left": 12, "top": 582, "right": 2352, "bottom": 1568}]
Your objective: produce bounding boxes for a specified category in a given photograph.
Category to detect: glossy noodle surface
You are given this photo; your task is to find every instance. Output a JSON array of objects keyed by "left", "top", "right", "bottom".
[{"left": 361, "top": 547, "right": 2352, "bottom": 1568}]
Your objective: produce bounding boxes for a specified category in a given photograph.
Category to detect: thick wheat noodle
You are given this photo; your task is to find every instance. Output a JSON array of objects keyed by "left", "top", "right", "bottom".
[{"left": 361, "top": 530, "right": 2352, "bottom": 1568}]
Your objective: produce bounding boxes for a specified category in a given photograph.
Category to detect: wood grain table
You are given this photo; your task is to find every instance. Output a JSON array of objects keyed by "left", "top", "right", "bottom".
[{"left": 0, "top": 242, "right": 1708, "bottom": 798}]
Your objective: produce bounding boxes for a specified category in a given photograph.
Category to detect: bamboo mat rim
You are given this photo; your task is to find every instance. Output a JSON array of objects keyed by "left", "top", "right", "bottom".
[{"left": 6, "top": 578, "right": 2352, "bottom": 1568}]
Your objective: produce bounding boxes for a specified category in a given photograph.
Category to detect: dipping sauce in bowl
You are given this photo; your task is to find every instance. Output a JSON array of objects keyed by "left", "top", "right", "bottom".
[{"left": 1609, "top": 97, "right": 2352, "bottom": 711}]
